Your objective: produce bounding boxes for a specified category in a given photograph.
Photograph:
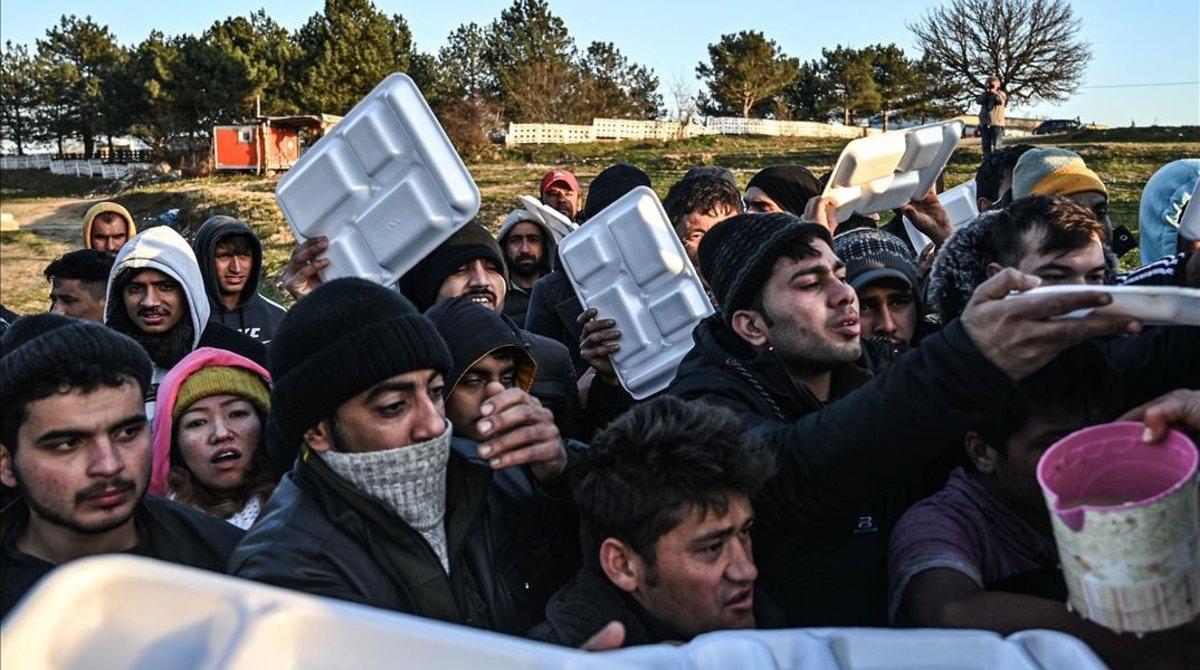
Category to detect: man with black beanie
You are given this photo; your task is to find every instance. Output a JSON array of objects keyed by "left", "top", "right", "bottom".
[
  {"left": 744, "top": 165, "right": 822, "bottom": 216},
  {"left": 666, "top": 211, "right": 1151, "bottom": 628},
  {"left": 1, "top": 315, "right": 243, "bottom": 615},
  {"left": 526, "top": 164, "right": 652, "bottom": 375},
  {"left": 230, "top": 278, "right": 572, "bottom": 634},
  {"left": 400, "top": 222, "right": 583, "bottom": 440}
]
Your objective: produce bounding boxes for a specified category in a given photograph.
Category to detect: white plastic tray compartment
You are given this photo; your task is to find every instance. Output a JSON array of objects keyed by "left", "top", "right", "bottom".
[
  {"left": 558, "top": 186, "right": 715, "bottom": 398},
  {"left": 824, "top": 120, "right": 964, "bottom": 224},
  {"left": 275, "top": 73, "right": 480, "bottom": 286},
  {"left": 902, "top": 180, "right": 980, "bottom": 252},
  {"left": 1016, "top": 285, "right": 1200, "bottom": 326}
]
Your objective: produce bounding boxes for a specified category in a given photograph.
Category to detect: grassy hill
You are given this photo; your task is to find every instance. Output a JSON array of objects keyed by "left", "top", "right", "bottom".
[{"left": 2, "top": 125, "right": 1197, "bottom": 314}]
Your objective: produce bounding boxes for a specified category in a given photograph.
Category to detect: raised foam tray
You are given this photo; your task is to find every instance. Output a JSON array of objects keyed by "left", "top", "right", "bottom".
[
  {"left": 516, "top": 194, "right": 578, "bottom": 242},
  {"left": 275, "top": 73, "right": 480, "bottom": 286},
  {"left": 823, "top": 120, "right": 964, "bottom": 224},
  {"left": 1016, "top": 285, "right": 1200, "bottom": 326},
  {"left": 903, "top": 179, "right": 980, "bottom": 252},
  {"left": 1, "top": 556, "right": 1106, "bottom": 670},
  {"left": 557, "top": 186, "right": 714, "bottom": 399}
]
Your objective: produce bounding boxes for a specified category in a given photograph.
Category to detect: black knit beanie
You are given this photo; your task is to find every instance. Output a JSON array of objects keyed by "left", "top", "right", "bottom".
[
  {"left": 833, "top": 228, "right": 920, "bottom": 304},
  {"left": 746, "top": 165, "right": 821, "bottom": 216},
  {"left": 0, "top": 313, "right": 152, "bottom": 402},
  {"left": 698, "top": 213, "right": 833, "bottom": 323},
  {"left": 399, "top": 221, "right": 506, "bottom": 312},
  {"left": 267, "top": 278, "right": 452, "bottom": 466},
  {"left": 582, "top": 164, "right": 652, "bottom": 221}
]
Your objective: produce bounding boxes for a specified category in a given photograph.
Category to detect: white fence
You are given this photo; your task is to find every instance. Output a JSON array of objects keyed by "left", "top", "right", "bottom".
[
  {"left": 1, "top": 155, "right": 150, "bottom": 179},
  {"left": 506, "top": 117, "right": 880, "bottom": 146}
]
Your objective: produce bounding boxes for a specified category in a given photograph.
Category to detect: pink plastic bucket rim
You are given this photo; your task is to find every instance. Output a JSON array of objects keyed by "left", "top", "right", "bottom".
[{"left": 1037, "top": 421, "right": 1198, "bottom": 532}]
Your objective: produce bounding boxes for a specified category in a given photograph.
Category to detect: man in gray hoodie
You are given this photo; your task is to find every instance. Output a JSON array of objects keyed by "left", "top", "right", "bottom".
[
  {"left": 496, "top": 208, "right": 560, "bottom": 326},
  {"left": 192, "top": 215, "right": 287, "bottom": 345}
]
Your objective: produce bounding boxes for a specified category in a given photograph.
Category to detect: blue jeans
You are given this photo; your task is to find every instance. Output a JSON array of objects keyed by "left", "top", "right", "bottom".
[{"left": 981, "top": 125, "right": 1004, "bottom": 158}]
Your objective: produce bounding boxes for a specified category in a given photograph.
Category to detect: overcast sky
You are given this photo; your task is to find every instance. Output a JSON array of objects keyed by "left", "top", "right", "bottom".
[{"left": 3, "top": 0, "right": 1197, "bottom": 126}]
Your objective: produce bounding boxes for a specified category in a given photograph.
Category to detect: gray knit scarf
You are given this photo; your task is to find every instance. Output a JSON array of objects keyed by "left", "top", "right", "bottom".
[{"left": 318, "top": 422, "right": 453, "bottom": 572}]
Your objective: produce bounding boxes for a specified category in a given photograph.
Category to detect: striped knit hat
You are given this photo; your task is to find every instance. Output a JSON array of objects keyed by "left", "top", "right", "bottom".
[
  {"left": 1011, "top": 148, "right": 1107, "bottom": 200},
  {"left": 698, "top": 212, "right": 833, "bottom": 323}
]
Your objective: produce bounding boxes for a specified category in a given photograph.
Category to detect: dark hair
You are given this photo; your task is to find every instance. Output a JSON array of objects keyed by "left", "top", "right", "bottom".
[
  {"left": 975, "top": 144, "right": 1035, "bottom": 202},
  {"left": 572, "top": 396, "right": 775, "bottom": 566},
  {"left": 169, "top": 408, "right": 277, "bottom": 518},
  {"left": 664, "top": 175, "right": 743, "bottom": 229},
  {"left": 990, "top": 195, "right": 1106, "bottom": 268},
  {"left": 1, "top": 361, "right": 142, "bottom": 452},
  {"left": 44, "top": 249, "right": 114, "bottom": 300},
  {"left": 214, "top": 234, "right": 254, "bottom": 256},
  {"left": 968, "top": 346, "right": 1121, "bottom": 460},
  {"left": 744, "top": 237, "right": 823, "bottom": 327}
]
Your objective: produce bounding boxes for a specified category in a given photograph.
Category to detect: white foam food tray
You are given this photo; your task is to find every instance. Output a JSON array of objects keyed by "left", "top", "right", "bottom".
[
  {"left": 516, "top": 194, "right": 578, "bottom": 242},
  {"left": 1016, "top": 285, "right": 1200, "bottom": 326},
  {"left": 558, "top": 186, "right": 715, "bottom": 399},
  {"left": 275, "top": 73, "right": 480, "bottom": 286},
  {"left": 1, "top": 556, "right": 1105, "bottom": 670},
  {"left": 824, "top": 120, "right": 965, "bottom": 224},
  {"left": 903, "top": 179, "right": 980, "bottom": 252}
]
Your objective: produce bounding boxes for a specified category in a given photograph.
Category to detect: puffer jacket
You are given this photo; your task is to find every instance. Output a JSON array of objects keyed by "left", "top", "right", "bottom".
[
  {"left": 230, "top": 438, "right": 575, "bottom": 634},
  {"left": 667, "top": 314, "right": 1015, "bottom": 627},
  {"left": 193, "top": 216, "right": 287, "bottom": 345}
]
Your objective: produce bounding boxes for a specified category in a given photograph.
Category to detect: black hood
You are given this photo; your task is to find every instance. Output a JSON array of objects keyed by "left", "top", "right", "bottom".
[
  {"left": 425, "top": 297, "right": 537, "bottom": 395},
  {"left": 193, "top": 215, "right": 264, "bottom": 313}
]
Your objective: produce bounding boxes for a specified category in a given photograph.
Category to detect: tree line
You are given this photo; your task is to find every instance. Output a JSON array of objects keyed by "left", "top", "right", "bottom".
[{"left": 0, "top": 0, "right": 1087, "bottom": 159}]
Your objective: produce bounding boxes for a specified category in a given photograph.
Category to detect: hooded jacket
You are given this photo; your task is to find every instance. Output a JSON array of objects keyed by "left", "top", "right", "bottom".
[
  {"left": 192, "top": 216, "right": 287, "bottom": 345},
  {"left": 82, "top": 201, "right": 137, "bottom": 249},
  {"left": 1138, "top": 159, "right": 1200, "bottom": 265},
  {"left": 666, "top": 314, "right": 1016, "bottom": 626},
  {"left": 230, "top": 438, "right": 575, "bottom": 634},
  {"left": 149, "top": 347, "right": 273, "bottom": 497},
  {"left": 105, "top": 226, "right": 266, "bottom": 416},
  {"left": 497, "top": 209, "right": 561, "bottom": 326},
  {"left": 427, "top": 297, "right": 537, "bottom": 395}
]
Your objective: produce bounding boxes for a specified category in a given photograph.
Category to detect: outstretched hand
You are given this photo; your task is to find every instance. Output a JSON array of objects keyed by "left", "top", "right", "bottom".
[
  {"left": 960, "top": 269, "right": 1141, "bottom": 381},
  {"left": 578, "top": 308, "right": 621, "bottom": 385},
  {"left": 580, "top": 621, "right": 625, "bottom": 652},
  {"left": 475, "top": 382, "right": 566, "bottom": 483},
  {"left": 281, "top": 236, "right": 330, "bottom": 300}
]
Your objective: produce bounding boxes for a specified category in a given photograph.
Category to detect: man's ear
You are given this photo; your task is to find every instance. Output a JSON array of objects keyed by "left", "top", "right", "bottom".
[
  {"left": 304, "top": 418, "right": 335, "bottom": 454},
  {"left": 965, "top": 431, "right": 1000, "bottom": 474},
  {"left": 977, "top": 197, "right": 993, "bottom": 213},
  {"left": 0, "top": 444, "right": 17, "bottom": 489},
  {"left": 599, "top": 538, "right": 643, "bottom": 593},
  {"left": 730, "top": 309, "right": 770, "bottom": 349},
  {"left": 985, "top": 262, "right": 1005, "bottom": 279}
]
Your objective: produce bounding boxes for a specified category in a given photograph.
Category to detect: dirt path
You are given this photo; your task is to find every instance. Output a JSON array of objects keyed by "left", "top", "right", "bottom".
[{"left": 0, "top": 196, "right": 101, "bottom": 313}]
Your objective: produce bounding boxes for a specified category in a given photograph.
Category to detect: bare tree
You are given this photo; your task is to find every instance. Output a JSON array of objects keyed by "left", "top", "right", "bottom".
[
  {"left": 670, "top": 74, "right": 697, "bottom": 126},
  {"left": 908, "top": 0, "right": 1091, "bottom": 106}
]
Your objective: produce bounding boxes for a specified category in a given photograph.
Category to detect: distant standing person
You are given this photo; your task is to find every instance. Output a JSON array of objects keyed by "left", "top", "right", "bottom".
[{"left": 976, "top": 76, "right": 1007, "bottom": 159}]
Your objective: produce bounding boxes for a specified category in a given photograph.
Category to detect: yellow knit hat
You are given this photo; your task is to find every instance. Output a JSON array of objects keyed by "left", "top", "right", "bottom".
[
  {"left": 172, "top": 366, "right": 270, "bottom": 422},
  {"left": 1013, "top": 148, "right": 1108, "bottom": 200}
]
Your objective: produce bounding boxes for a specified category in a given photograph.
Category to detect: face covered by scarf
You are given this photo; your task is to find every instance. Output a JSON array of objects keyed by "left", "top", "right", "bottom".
[{"left": 317, "top": 421, "right": 454, "bottom": 572}]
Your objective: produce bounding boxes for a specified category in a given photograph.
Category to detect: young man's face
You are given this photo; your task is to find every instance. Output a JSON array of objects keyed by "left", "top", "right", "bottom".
[
  {"left": 542, "top": 183, "right": 579, "bottom": 220},
  {"left": 90, "top": 215, "right": 129, "bottom": 256},
  {"left": 436, "top": 258, "right": 508, "bottom": 313},
  {"left": 1011, "top": 231, "right": 1107, "bottom": 286},
  {"left": 446, "top": 351, "right": 519, "bottom": 442},
  {"left": 1068, "top": 191, "right": 1113, "bottom": 238},
  {"left": 0, "top": 380, "right": 150, "bottom": 535},
  {"left": 747, "top": 240, "right": 862, "bottom": 369},
  {"left": 988, "top": 416, "right": 1087, "bottom": 520},
  {"left": 123, "top": 269, "right": 185, "bottom": 334},
  {"left": 856, "top": 278, "right": 917, "bottom": 348},
  {"left": 675, "top": 204, "right": 739, "bottom": 269},
  {"left": 743, "top": 187, "right": 784, "bottom": 214},
  {"left": 308, "top": 370, "right": 447, "bottom": 454},
  {"left": 176, "top": 394, "right": 262, "bottom": 491},
  {"left": 502, "top": 222, "right": 546, "bottom": 280},
  {"left": 214, "top": 238, "right": 253, "bottom": 298},
  {"left": 49, "top": 278, "right": 106, "bottom": 323},
  {"left": 634, "top": 493, "right": 758, "bottom": 638}
]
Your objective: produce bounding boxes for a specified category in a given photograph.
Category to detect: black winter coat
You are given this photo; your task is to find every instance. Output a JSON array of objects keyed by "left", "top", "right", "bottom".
[
  {"left": 522, "top": 330, "right": 584, "bottom": 440},
  {"left": 524, "top": 270, "right": 587, "bottom": 375},
  {"left": 193, "top": 216, "right": 287, "bottom": 345},
  {"left": 667, "top": 314, "right": 1015, "bottom": 627},
  {"left": 229, "top": 439, "right": 574, "bottom": 634}
]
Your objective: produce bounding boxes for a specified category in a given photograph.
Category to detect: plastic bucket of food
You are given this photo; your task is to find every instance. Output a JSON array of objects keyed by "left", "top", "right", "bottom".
[{"left": 1037, "top": 421, "right": 1199, "bottom": 632}]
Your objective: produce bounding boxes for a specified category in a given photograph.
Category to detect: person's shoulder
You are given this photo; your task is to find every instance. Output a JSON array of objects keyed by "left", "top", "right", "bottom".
[
  {"left": 254, "top": 292, "right": 288, "bottom": 316},
  {"left": 141, "top": 496, "right": 244, "bottom": 555},
  {"left": 199, "top": 321, "right": 268, "bottom": 363},
  {"left": 521, "top": 329, "right": 570, "bottom": 360}
]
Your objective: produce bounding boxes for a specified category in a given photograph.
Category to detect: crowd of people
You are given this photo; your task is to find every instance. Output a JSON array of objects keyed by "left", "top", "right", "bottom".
[{"left": 1, "top": 100, "right": 1199, "bottom": 667}]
